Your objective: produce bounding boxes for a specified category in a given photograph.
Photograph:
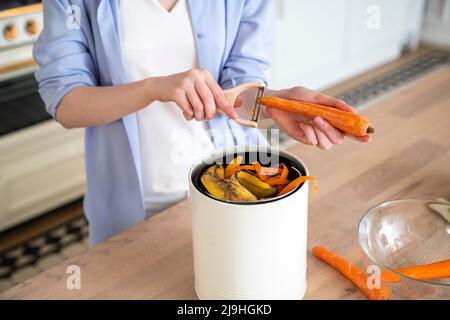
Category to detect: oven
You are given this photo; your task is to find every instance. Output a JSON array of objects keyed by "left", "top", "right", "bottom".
[{"left": 0, "top": 1, "right": 85, "bottom": 232}]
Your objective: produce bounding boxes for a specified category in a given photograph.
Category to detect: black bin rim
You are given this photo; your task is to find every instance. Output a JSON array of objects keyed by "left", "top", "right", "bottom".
[{"left": 189, "top": 145, "right": 309, "bottom": 205}]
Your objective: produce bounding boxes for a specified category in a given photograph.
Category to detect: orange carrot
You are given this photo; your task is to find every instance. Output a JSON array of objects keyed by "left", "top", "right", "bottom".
[
  {"left": 313, "top": 246, "right": 392, "bottom": 300},
  {"left": 260, "top": 96, "right": 374, "bottom": 137},
  {"left": 278, "top": 176, "right": 315, "bottom": 195},
  {"left": 381, "top": 259, "right": 450, "bottom": 283}
]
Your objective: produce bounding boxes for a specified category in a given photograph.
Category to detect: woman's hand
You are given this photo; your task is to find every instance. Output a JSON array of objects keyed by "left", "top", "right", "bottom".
[
  {"left": 266, "top": 86, "right": 372, "bottom": 150},
  {"left": 148, "top": 69, "right": 238, "bottom": 121}
]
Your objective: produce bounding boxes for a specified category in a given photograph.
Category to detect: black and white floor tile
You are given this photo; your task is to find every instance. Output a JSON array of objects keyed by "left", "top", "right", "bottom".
[{"left": 0, "top": 216, "right": 89, "bottom": 292}]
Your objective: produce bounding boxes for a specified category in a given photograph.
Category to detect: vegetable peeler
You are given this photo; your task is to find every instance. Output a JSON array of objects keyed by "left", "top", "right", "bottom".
[{"left": 221, "top": 82, "right": 266, "bottom": 128}]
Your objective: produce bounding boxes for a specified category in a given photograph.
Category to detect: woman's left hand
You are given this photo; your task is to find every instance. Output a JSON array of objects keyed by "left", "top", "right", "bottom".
[{"left": 266, "top": 86, "right": 372, "bottom": 150}]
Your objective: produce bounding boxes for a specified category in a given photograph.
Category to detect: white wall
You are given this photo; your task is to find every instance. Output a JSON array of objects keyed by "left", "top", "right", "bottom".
[
  {"left": 422, "top": 0, "right": 450, "bottom": 48},
  {"left": 271, "top": 0, "right": 426, "bottom": 90}
]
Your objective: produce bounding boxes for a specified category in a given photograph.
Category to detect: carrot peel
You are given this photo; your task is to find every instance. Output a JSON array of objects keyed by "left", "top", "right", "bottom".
[
  {"left": 265, "top": 164, "right": 289, "bottom": 186},
  {"left": 278, "top": 176, "right": 315, "bottom": 196}
]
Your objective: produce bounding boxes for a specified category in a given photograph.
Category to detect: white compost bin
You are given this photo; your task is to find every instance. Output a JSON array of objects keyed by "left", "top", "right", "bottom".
[{"left": 189, "top": 146, "right": 310, "bottom": 300}]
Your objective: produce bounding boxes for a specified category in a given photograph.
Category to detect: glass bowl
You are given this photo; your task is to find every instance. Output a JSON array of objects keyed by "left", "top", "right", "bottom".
[{"left": 358, "top": 199, "right": 450, "bottom": 300}]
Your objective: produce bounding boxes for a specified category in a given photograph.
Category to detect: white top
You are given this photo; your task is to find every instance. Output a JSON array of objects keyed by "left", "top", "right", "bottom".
[{"left": 120, "top": 0, "right": 215, "bottom": 209}]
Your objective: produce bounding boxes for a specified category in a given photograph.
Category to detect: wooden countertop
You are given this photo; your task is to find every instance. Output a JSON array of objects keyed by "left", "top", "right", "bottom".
[{"left": 2, "top": 67, "right": 450, "bottom": 300}]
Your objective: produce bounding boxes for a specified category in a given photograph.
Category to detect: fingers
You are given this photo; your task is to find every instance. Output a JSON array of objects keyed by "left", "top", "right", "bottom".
[
  {"left": 183, "top": 111, "right": 194, "bottom": 121},
  {"left": 338, "top": 103, "right": 356, "bottom": 114},
  {"left": 307, "top": 89, "right": 356, "bottom": 114},
  {"left": 309, "top": 116, "right": 371, "bottom": 147},
  {"left": 311, "top": 92, "right": 353, "bottom": 112},
  {"left": 268, "top": 109, "right": 317, "bottom": 145},
  {"left": 269, "top": 109, "right": 307, "bottom": 142},
  {"left": 271, "top": 86, "right": 371, "bottom": 148},
  {"left": 204, "top": 71, "right": 237, "bottom": 119},
  {"left": 234, "top": 98, "right": 243, "bottom": 108},
  {"left": 298, "top": 122, "right": 318, "bottom": 146},
  {"left": 195, "top": 81, "right": 216, "bottom": 120},
  {"left": 186, "top": 87, "right": 205, "bottom": 121},
  {"left": 269, "top": 108, "right": 352, "bottom": 150},
  {"left": 176, "top": 93, "right": 194, "bottom": 120},
  {"left": 171, "top": 68, "right": 238, "bottom": 121},
  {"left": 311, "top": 125, "right": 333, "bottom": 150},
  {"left": 311, "top": 116, "right": 344, "bottom": 145},
  {"left": 186, "top": 68, "right": 237, "bottom": 121}
]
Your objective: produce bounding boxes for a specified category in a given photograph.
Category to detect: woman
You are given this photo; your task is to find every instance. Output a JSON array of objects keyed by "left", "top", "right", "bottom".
[{"left": 34, "top": 0, "right": 370, "bottom": 245}]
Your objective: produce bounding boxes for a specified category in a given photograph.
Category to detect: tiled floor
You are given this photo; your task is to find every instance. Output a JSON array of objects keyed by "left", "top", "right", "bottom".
[
  {"left": 0, "top": 201, "right": 88, "bottom": 292},
  {"left": 0, "top": 46, "right": 449, "bottom": 294}
]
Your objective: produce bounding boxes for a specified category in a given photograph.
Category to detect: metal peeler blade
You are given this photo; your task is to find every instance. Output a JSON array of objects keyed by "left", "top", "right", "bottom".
[{"left": 251, "top": 86, "right": 265, "bottom": 123}]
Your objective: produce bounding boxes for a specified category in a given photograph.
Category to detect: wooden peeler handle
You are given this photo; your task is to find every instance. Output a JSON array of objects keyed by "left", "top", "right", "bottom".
[{"left": 219, "top": 82, "right": 265, "bottom": 128}]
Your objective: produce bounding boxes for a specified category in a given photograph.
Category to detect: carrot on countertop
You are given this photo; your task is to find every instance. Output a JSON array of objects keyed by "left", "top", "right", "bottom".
[
  {"left": 260, "top": 96, "right": 374, "bottom": 137},
  {"left": 313, "top": 246, "right": 392, "bottom": 300},
  {"left": 381, "top": 259, "right": 450, "bottom": 283}
]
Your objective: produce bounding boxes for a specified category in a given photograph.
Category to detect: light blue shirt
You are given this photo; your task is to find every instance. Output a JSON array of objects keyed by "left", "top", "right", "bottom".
[{"left": 34, "top": 0, "right": 274, "bottom": 245}]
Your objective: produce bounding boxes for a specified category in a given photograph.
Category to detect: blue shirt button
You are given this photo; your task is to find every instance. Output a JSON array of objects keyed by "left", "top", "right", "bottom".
[{"left": 197, "top": 33, "right": 205, "bottom": 39}]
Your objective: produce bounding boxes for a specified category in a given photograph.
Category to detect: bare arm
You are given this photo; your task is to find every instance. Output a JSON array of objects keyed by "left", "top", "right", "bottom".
[
  {"left": 57, "top": 78, "right": 155, "bottom": 128},
  {"left": 55, "top": 69, "right": 236, "bottom": 129}
]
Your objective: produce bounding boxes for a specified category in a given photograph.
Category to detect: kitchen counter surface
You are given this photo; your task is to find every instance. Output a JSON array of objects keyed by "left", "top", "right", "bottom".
[{"left": 2, "top": 67, "right": 450, "bottom": 300}]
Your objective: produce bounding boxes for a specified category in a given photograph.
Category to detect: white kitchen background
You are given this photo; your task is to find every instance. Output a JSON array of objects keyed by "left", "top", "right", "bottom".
[
  {"left": 271, "top": 0, "right": 428, "bottom": 90},
  {"left": 0, "top": 0, "right": 449, "bottom": 232}
]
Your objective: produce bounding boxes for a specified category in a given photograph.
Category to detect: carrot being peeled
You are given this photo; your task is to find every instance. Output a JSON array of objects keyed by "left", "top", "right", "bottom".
[
  {"left": 381, "top": 259, "right": 450, "bottom": 283},
  {"left": 260, "top": 96, "right": 374, "bottom": 137},
  {"left": 313, "top": 246, "right": 391, "bottom": 300}
]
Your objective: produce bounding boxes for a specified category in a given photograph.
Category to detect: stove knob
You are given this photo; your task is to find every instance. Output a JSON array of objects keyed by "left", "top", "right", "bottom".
[
  {"left": 4, "top": 24, "right": 19, "bottom": 41},
  {"left": 26, "top": 20, "right": 40, "bottom": 35}
]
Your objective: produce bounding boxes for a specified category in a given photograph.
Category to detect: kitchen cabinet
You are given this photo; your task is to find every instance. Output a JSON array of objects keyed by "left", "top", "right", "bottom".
[
  {"left": 0, "top": 121, "right": 85, "bottom": 232},
  {"left": 272, "top": 0, "right": 425, "bottom": 90}
]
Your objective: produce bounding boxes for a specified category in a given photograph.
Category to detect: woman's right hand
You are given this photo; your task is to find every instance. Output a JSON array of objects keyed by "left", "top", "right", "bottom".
[{"left": 148, "top": 69, "right": 238, "bottom": 121}]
